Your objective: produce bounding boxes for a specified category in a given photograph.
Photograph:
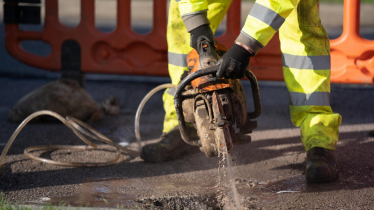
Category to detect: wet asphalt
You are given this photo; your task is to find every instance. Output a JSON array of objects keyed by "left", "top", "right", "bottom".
[
  {"left": 1, "top": 2, "right": 374, "bottom": 209},
  {"left": 1, "top": 74, "right": 373, "bottom": 209}
]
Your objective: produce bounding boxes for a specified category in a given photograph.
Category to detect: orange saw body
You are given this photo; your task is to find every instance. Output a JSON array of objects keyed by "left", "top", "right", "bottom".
[{"left": 174, "top": 41, "right": 261, "bottom": 156}]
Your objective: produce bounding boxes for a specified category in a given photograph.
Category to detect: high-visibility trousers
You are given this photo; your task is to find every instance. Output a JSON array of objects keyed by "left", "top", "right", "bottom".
[{"left": 164, "top": 0, "right": 342, "bottom": 151}]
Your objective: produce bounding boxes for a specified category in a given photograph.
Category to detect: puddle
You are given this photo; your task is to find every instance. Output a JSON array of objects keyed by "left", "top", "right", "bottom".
[
  {"left": 46, "top": 177, "right": 219, "bottom": 209},
  {"left": 42, "top": 175, "right": 324, "bottom": 209},
  {"left": 265, "top": 175, "right": 307, "bottom": 193},
  {"left": 48, "top": 178, "right": 135, "bottom": 208},
  {"left": 236, "top": 175, "right": 328, "bottom": 208}
]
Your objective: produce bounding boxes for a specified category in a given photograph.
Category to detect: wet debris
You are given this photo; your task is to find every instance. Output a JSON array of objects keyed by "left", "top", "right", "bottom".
[
  {"left": 135, "top": 193, "right": 221, "bottom": 210},
  {"left": 234, "top": 178, "right": 256, "bottom": 187}
]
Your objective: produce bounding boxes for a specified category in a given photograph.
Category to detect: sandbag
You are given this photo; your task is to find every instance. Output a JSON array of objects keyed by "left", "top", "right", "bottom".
[{"left": 8, "top": 79, "right": 105, "bottom": 123}]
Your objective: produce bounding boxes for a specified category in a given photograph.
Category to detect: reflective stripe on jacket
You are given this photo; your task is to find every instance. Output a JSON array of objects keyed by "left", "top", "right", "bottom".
[{"left": 178, "top": 0, "right": 299, "bottom": 54}]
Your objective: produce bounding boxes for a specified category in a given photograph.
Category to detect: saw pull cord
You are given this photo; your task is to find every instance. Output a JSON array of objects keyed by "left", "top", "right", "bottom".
[
  {"left": 174, "top": 66, "right": 219, "bottom": 147},
  {"left": 0, "top": 83, "right": 176, "bottom": 168},
  {"left": 193, "top": 94, "right": 213, "bottom": 123}
]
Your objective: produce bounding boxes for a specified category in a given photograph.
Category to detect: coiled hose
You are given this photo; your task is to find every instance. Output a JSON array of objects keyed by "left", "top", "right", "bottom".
[{"left": 0, "top": 84, "right": 176, "bottom": 168}]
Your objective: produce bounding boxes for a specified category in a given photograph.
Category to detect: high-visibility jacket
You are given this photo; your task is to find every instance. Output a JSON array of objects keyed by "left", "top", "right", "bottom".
[
  {"left": 163, "top": 0, "right": 342, "bottom": 151},
  {"left": 178, "top": 0, "right": 298, "bottom": 55}
]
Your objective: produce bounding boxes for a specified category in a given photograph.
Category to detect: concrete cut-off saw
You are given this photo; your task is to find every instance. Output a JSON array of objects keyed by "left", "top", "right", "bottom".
[{"left": 174, "top": 40, "right": 262, "bottom": 157}]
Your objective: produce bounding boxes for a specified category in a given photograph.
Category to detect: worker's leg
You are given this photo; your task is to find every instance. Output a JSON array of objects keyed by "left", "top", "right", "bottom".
[
  {"left": 163, "top": 0, "right": 233, "bottom": 133},
  {"left": 279, "top": 0, "right": 342, "bottom": 182},
  {"left": 279, "top": 0, "right": 341, "bottom": 151},
  {"left": 141, "top": 0, "right": 232, "bottom": 162}
]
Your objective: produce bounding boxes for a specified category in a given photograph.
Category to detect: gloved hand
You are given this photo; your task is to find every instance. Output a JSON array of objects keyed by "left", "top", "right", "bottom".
[
  {"left": 216, "top": 43, "right": 252, "bottom": 79},
  {"left": 190, "top": 24, "right": 215, "bottom": 51}
]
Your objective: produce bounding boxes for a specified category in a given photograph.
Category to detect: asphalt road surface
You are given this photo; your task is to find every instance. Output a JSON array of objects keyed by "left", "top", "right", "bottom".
[
  {"left": 1, "top": 75, "right": 374, "bottom": 209},
  {"left": 1, "top": 1, "right": 374, "bottom": 209}
]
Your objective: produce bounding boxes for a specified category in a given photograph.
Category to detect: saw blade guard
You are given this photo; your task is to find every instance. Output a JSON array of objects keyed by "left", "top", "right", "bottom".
[{"left": 174, "top": 41, "right": 261, "bottom": 156}]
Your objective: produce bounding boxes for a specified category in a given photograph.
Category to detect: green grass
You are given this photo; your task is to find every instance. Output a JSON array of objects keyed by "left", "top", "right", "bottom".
[
  {"left": 0, "top": 193, "right": 84, "bottom": 210},
  {"left": 1, "top": 193, "right": 30, "bottom": 210},
  {"left": 0, "top": 193, "right": 135, "bottom": 210}
]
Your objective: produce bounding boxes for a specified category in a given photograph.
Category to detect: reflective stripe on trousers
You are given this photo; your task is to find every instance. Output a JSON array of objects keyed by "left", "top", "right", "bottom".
[{"left": 279, "top": 0, "right": 341, "bottom": 151}]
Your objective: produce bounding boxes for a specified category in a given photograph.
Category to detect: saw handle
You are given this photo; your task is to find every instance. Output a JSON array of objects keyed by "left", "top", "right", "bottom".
[
  {"left": 245, "top": 70, "right": 262, "bottom": 119},
  {"left": 174, "top": 67, "right": 261, "bottom": 146}
]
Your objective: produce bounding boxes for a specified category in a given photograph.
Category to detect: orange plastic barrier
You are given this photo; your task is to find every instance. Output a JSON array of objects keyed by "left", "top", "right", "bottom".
[
  {"left": 3, "top": 0, "right": 374, "bottom": 84},
  {"left": 5, "top": 0, "right": 168, "bottom": 76},
  {"left": 330, "top": 0, "right": 374, "bottom": 84}
]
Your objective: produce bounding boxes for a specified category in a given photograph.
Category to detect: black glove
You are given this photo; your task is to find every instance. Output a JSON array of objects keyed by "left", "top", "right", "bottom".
[
  {"left": 190, "top": 24, "right": 215, "bottom": 51},
  {"left": 216, "top": 44, "right": 252, "bottom": 79}
]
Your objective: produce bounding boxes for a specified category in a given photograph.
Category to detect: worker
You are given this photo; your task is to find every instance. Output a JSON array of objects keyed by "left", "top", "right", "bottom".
[{"left": 140, "top": 0, "right": 342, "bottom": 183}]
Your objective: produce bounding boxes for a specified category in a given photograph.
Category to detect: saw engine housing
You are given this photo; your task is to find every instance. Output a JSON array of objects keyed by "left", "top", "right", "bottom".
[{"left": 175, "top": 41, "right": 261, "bottom": 157}]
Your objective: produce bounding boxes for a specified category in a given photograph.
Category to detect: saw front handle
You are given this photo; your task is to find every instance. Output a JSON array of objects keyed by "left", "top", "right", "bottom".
[{"left": 174, "top": 66, "right": 262, "bottom": 147}]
